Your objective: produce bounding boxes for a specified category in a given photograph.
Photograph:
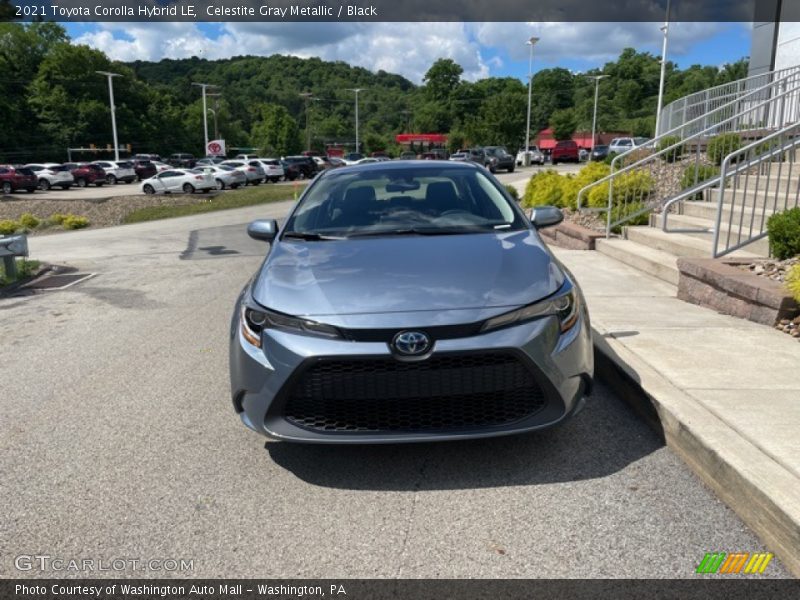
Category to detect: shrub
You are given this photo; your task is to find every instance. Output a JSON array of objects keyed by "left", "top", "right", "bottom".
[
  {"left": 0, "top": 219, "right": 19, "bottom": 235},
  {"left": 603, "top": 151, "right": 619, "bottom": 165},
  {"left": 522, "top": 170, "right": 570, "bottom": 208},
  {"left": 786, "top": 264, "right": 800, "bottom": 303},
  {"left": 48, "top": 213, "right": 66, "bottom": 225},
  {"left": 766, "top": 207, "right": 800, "bottom": 260},
  {"left": 61, "top": 214, "right": 90, "bottom": 230},
  {"left": 706, "top": 133, "right": 742, "bottom": 166},
  {"left": 604, "top": 202, "right": 651, "bottom": 234},
  {"left": 504, "top": 184, "right": 520, "bottom": 201},
  {"left": 657, "top": 135, "right": 683, "bottom": 163},
  {"left": 680, "top": 164, "right": 719, "bottom": 200},
  {"left": 18, "top": 213, "right": 39, "bottom": 229},
  {"left": 586, "top": 169, "right": 654, "bottom": 209}
]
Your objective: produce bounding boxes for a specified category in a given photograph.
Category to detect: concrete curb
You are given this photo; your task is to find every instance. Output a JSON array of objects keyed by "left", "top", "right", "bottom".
[{"left": 593, "top": 326, "right": 800, "bottom": 577}]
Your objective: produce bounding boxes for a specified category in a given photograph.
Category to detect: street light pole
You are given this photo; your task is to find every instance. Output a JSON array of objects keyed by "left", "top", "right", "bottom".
[
  {"left": 96, "top": 71, "right": 121, "bottom": 161},
  {"left": 524, "top": 37, "right": 539, "bottom": 166},
  {"left": 192, "top": 82, "right": 218, "bottom": 152},
  {"left": 207, "top": 93, "right": 221, "bottom": 139},
  {"left": 299, "top": 92, "right": 314, "bottom": 152},
  {"left": 347, "top": 88, "right": 364, "bottom": 153},
  {"left": 586, "top": 75, "right": 608, "bottom": 152},
  {"left": 655, "top": 0, "right": 672, "bottom": 137}
]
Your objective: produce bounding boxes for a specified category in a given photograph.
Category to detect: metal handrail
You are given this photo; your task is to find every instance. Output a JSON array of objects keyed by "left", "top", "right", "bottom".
[
  {"left": 657, "top": 66, "right": 800, "bottom": 135},
  {"left": 575, "top": 70, "right": 800, "bottom": 235}
]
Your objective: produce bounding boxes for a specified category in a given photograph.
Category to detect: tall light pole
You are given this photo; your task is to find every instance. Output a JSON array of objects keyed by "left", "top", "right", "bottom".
[
  {"left": 585, "top": 75, "right": 608, "bottom": 152},
  {"left": 524, "top": 37, "right": 540, "bottom": 166},
  {"left": 347, "top": 88, "right": 364, "bottom": 154},
  {"left": 207, "top": 92, "right": 221, "bottom": 139},
  {"left": 299, "top": 92, "right": 314, "bottom": 152},
  {"left": 655, "top": 0, "right": 672, "bottom": 137},
  {"left": 192, "top": 82, "right": 218, "bottom": 152},
  {"left": 96, "top": 71, "right": 121, "bottom": 161}
]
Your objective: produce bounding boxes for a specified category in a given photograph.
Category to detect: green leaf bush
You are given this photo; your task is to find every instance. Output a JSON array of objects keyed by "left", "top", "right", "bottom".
[
  {"left": 605, "top": 202, "right": 650, "bottom": 234},
  {"left": 586, "top": 169, "right": 654, "bottom": 209},
  {"left": 679, "top": 164, "right": 719, "bottom": 200},
  {"left": 0, "top": 219, "right": 19, "bottom": 235},
  {"left": 522, "top": 170, "right": 572, "bottom": 209},
  {"left": 62, "top": 215, "right": 90, "bottom": 230},
  {"left": 706, "top": 133, "right": 742, "bottom": 166},
  {"left": 18, "top": 213, "right": 39, "bottom": 229},
  {"left": 504, "top": 184, "right": 519, "bottom": 201},
  {"left": 657, "top": 135, "right": 683, "bottom": 162},
  {"left": 786, "top": 264, "right": 800, "bottom": 303},
  {"left": 766, "top": 207, "right": 800, "bottom": 260}
]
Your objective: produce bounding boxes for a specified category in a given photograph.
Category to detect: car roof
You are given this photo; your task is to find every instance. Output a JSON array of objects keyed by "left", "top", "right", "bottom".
[{"left": 330, "top": 159, "right": 481, "bottom": 175}]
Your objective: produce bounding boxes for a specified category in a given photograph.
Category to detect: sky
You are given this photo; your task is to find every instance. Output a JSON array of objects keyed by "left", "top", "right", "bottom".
[{"left": 62, "top": 21, "right": 753, "bottom": 83}]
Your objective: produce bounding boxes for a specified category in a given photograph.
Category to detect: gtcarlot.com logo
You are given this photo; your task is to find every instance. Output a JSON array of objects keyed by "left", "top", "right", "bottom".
[
  {"left": 14, "top": 554, "right": 194, "bottom": 572},
  {"left": 696, "top": 552, "right": 773, "bottom": 575}
]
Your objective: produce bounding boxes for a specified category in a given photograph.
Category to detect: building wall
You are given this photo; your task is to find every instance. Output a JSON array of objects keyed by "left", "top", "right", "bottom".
[{"left": 749, "top": 22, "right": 778, "bottom": 77}]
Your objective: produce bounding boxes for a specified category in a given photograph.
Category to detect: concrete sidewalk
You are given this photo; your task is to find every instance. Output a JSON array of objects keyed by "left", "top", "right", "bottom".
[{"left": 551, "top": 247, "right": 800, "bottom": 576}]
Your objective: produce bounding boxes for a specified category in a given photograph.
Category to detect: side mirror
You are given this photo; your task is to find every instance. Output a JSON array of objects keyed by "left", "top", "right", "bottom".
[
  {"left": 529, "top": 206, "right": 564, "bottom": 229},
  {"left": 247, "top": 219, "right": 278, "bottom": 242}
]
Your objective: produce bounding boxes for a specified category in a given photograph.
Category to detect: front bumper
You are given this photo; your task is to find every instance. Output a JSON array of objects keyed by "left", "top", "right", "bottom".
[{"left": 229, "top": 303, "right": 593, "bottom": 444}]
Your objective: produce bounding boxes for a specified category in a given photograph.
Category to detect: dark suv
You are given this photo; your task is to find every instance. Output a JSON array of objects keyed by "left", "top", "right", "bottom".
[
  {"left": 551, "top": 140, "right": 580, "bottom": 164},
  {"left": 132, "top": 159, "right": 157, "bottom": 181},
  {"left": 0, "top": 166, "right": 37, "bottom": 194},
  {"left": 483, "top": 146, "right": 515, "bottom": 173},
  {"left": 63, "top": 163, "right": 107, "bottom": 187},
  {"left": 168, "top": 153, "right": 196, "bottom": 168},
  {"left": 282, "top": 156, "right": 318, "bottom": 179}
]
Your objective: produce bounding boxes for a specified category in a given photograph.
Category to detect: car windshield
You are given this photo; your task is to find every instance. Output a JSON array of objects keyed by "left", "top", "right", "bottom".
[{"left": 284, "top": 166, "right": 524, "bottom": 238}]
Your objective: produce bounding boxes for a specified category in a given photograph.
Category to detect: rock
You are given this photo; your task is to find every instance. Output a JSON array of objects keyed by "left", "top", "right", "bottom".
[{"left": 754, "top": 265, "right": 765, "bottom": 275}]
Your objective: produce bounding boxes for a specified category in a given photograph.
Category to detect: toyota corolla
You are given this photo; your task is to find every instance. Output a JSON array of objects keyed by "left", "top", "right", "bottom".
[{"left": 229, "top": 161, "right": 593, "bottom": 443}]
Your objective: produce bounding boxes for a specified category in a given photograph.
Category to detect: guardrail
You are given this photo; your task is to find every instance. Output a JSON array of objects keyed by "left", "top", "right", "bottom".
[
  {"left": 576, "top": 69, "right": 800, "bottom": 237},
  {"left": 0, "top": 234, "right": 29, "bottom": 280}
]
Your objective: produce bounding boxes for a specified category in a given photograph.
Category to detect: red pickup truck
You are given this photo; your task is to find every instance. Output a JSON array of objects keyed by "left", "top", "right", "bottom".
[{"left": 551, "top": 140, "right": 580, "bottom": 165}]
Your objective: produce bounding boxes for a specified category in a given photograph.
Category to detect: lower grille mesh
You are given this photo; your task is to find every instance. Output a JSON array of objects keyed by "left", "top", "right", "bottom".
[{"left": 283, "top": 353, "right": 546, "bottom": 433}]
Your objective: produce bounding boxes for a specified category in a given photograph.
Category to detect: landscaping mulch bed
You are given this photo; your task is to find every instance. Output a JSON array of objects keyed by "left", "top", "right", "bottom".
[
  {"left": 0, "top": 193, "right": 211, "bottom": 234},
  {"left": 561, "top": 207, "right": 606, "bottom": 233},
  {"left": 736, "top": 256, "right": 800, "bottom": 284}
]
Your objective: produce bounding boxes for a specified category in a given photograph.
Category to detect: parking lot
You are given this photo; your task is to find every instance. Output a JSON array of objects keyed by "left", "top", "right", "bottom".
[{"left": 0, "top": 200, "right": 788, "bottom": 578}]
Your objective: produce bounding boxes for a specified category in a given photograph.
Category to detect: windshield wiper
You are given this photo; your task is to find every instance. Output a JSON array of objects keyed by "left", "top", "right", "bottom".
[
  {"left": 282, "top": 231, "right": 345, "bottom": 241},
  {"left": 346, "top": 228, "right": 476, "bottom": 238}
]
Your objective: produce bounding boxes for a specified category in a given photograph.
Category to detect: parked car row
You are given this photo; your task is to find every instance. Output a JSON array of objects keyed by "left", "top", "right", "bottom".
[{"left": 448, "top": 147, "right": 516, "bottom": 173}]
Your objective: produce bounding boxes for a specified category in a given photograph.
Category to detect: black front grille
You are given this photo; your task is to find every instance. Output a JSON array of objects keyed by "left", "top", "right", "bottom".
[{"left": 282, "top": 353, "right": 546, "bottom": 433}]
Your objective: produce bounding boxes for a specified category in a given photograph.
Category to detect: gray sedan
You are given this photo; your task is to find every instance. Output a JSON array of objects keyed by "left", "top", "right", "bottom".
[{"left": 229, "top": 161, "right": 593, "bottom": 443}]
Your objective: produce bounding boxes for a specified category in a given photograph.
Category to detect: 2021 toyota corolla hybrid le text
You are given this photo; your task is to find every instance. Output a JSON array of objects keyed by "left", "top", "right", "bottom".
[{"left": 229, "top": 161, "right": 593, "bottom": 443}]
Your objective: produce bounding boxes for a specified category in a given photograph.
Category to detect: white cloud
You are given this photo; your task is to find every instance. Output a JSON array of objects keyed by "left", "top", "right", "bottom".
[{"left": 74, "top": 22, "right": 490, "bottom": 83}]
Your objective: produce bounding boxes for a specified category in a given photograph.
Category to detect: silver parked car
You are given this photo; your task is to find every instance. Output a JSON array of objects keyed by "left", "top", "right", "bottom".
[
  {"left": 192, "top": 165, "right": 246, "bottom": 190},
  {"left": 221, "top": 160, "right": 265, "bottom": 185},
  {"left": 229, "top": 161, "right": 593, "bottom": 443},
  {"left": 255, "top": 158, "right": 285, "bottom": 183},
  {"left": 92, "top": 160, "right": 137, "bottom": 184}
]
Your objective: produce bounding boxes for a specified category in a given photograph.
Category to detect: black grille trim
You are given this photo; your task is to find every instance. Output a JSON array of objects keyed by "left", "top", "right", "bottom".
[{"left": 279, "top": 351, "right": 548, "bottom": 434}]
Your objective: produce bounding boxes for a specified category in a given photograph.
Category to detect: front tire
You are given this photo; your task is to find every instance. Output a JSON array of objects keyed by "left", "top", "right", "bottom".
[
  {"left": 107, "top": 174, "right": 117, "bottom": 185},
  {"left": 39, "top": 179, "right": 51, "bottom": 191},
  {"left": 508, "top": 165, "right": 515, "bottom": 173},
  {"left": 216, "top": 179, "right": 225, "bottom": 190},
  {"left": 77, "top": 178, "right": 87, "bottom": 188},
  {"left": 183, "top": 183, "right": 195, "bottom": 194},
  {"left": 143, "top": 184, "right": 155, "bottom": 195}
]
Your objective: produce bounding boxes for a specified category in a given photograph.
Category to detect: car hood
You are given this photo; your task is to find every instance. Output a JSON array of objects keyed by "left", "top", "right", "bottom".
[{"left": 252, "top": 230, "right": 564, "bottom": 318}]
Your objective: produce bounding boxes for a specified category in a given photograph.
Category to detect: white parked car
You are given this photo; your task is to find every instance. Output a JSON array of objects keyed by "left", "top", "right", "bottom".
[
  {"left": 608, "top": 137, "right": 652, "bottom": 155},
  {"left": 92, "top": 160, "right": 137, "bottom": 184},
  {"left": 140, "top": 169, "right": 215, "bottom": 195},
  {"left": 221, "top": 160, "right": 265, "bottom": 185},
  {"left": 24, "top": 163, "right": 75, "bottom": 190},
  {"left": 255, "top": 158, "right": 285, "bottom": 183},
  {"left": 192, "top": 165, "right": 246, "bottom": 190},
  {"left": 515, "top": 146, "right": 545, "bottom": 166}
]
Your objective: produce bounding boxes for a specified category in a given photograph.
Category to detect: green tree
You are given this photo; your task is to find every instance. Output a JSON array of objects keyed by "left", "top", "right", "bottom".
[
  {"left": 251, "top": 103, "right": 301, "bottom": 156},
  {"left": 423, "top": 58, "right": 463, "bottom": 102},
  {"left": 551, "top": 108, "right": 577, "bottom": 140}
]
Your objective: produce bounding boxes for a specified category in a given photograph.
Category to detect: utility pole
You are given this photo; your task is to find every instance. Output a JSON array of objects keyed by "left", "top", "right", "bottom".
[
  {"left": 524, "top": 37, "right": 540, "bottom": 166},
  {"left": 347, "top": 88, "right": 364, "bottom": 153},
  {"left": 207, "top": 92, "right": 221, "bottom": 139},
  {"left": 655, "top": 0, "right": 672, "bottom": 137},
  {"left": 299, "top": 92, "right": 314, "bottom": 152},
  {"left": 192, "top": 82, "right": 218, "bottom": 152},
  {"left": 585, "top": 75, "right": 608, "bottom": 152},
  {"left": 96, "top": 71, "right": 121, "bottom": 161}
]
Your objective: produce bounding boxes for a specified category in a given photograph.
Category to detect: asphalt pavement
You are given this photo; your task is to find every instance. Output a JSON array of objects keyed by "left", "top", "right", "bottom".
[{"left": 0, "top": 198, "right": 789, "bottom": 578}]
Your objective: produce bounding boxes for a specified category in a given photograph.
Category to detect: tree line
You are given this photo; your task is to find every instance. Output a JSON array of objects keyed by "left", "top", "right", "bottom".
[{"left": 0, "top": 22, "right": 748, "bottom": 162}]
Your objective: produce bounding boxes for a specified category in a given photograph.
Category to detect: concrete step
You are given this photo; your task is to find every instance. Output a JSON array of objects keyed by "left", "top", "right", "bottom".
[
  {"left": 681, "top": 200, "right": 776, "bottom": 228},
  {"left": 655, "top": 213, "right": 771, "bottom": 256},
  {"left": 625, "top": 226, "right": 718, "bottom": 258},
  {"left": 705, "top": 186, "right": 800, "bottom": 208},
  {"left": 595, "top": 238, "right": 679, "bottom": 286}
]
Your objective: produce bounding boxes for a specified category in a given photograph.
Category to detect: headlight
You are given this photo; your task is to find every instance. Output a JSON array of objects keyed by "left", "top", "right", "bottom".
[
  {"left": 480, "top": 283, "right": 580, "bottom": 334},
  {"left": 240, "top": 303, "right": 340, "bottom": 348}
]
